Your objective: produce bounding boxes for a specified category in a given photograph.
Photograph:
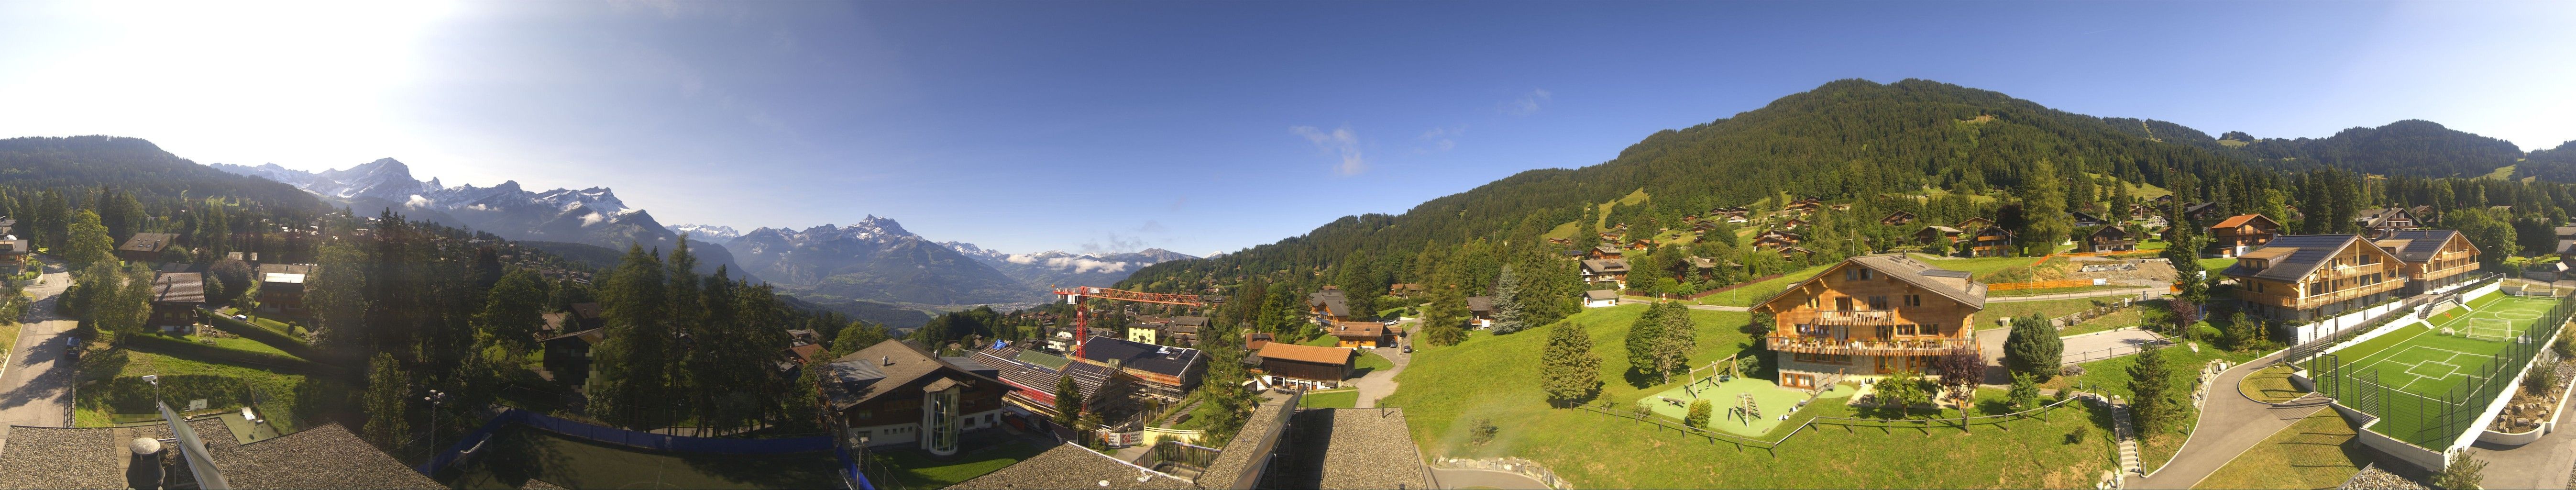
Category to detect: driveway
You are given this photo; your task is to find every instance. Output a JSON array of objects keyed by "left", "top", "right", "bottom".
[
  {"left": 2126, "top": 350, "right": 2329, "bottom": 489},
  {"left": 2464, "top": 374, "right": 2576, "bottom": 489},
  {"left": 1352, "top": 320, "right": 1414, "bottom": 408},
  {"left": 2060, "top": 328, "right": 2167, "bottom": 365},
  {"left": 0, "top": 258, "right": 79, "bottom": 453}
]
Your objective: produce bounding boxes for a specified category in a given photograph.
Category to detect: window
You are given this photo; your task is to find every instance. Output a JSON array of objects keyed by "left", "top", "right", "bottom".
[
  {"left": 1796, "top": 323, "right": 1820, "bottom": 335},
  {"left": 1896, "top": 324, "right": 1916, "bottom": 336},
  {"left": 1904, "top": 295, "right": 1922, "bottom": 307},
  {"left": 2309, "top": 281, "right": 2328, "bottom": 296},
  {"left": 1867, "top": 296, "right": 1888, "bottom": 310},
  {"left": 1836, "top": 297, "right": 1854, "bottom": 311},
  {"left": 1875, "top": 325, "right": 1893, "bottom": 338},
  {"left": 1846, "top": 269, "right": 1858, "bottom": 280},
  {"left": 1860, "top": 268, "right": 1875, "bottom": 280},
  {"left": 1806, "top": 296, "right": 1819, "bottom": 309}
]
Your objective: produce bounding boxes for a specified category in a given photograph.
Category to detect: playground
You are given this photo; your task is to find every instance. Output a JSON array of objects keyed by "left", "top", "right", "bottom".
[
  {"left": 2314, "top": 291, "right": 2569, "bottom": 447},
  {"left": 1634, "top": 356, "right": 1846, "bottom": 437}
]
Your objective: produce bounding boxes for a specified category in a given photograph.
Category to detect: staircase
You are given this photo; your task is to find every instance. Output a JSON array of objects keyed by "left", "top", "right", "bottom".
[{"left": 2109, "top": 395, "right": 2144, "bottom": 484}]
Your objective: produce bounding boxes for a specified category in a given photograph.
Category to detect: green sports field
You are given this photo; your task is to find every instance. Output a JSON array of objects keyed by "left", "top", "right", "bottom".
[{"left": 2318, "top": 293, "right": 2561, "bottom": 447}]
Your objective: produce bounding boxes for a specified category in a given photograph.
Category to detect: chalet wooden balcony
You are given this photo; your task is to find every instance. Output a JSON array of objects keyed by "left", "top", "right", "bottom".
[
  {"left": 1767, "top": 334, "right": 1976, "bottom": 356},
  {"left": 1810, "top": 310, "right": 1900, "bottom": 326},
  {"left": 2232, "top": 279, "right": 2405, "bottom": 311},
  {"left": 2419, "top": 261, "right": 2478, "bottom": 280},
  {"left": 2312, "top": 264, "right": 2398, "bottom": 280}
]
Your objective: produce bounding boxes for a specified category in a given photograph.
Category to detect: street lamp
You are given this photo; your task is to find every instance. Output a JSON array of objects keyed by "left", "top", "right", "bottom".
[{"left": 423, "top": 389, "right": 449, "bottom": 450}]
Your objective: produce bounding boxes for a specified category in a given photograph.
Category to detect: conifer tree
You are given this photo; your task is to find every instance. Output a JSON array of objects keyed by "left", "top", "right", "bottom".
[
  {"left": 2019, "top": 160, "right": 2072, "bottom": 256},
  {"left": 2003, "top": 314, "right": 2063, "bottom": 380},
  {"left": 1624, "top": 304, "right": 1665, "bottom": 380},
  {"left": 1491, "top": 264, "right": 1530, "bottom": 334},
  {"left": 588, "top": 244, "right": 672, "bottom": 426},
  {"left": 2128, "top": 343, "right": 2178, "bottom": 433},
  {"left": 477, "top": 269, "right": 548, "bottom": 357},
  {"left": 1539, "top": 320, "right": 1601, "bottom": 405},
  {"left": 361, "top": 353, "right": 412, "bottom": 447},
  {"left": 1053, "top": 373, "right": 1083, "bottom": 428}
]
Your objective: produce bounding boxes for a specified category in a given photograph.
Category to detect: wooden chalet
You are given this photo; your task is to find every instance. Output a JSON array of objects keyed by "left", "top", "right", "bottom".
[
  {"left": 148, "top": 271, "right": 206, "bottom": 334},
  {"left": 1756, "top": 254, "right": 1987, "bottom": 389},
  {"left": 2206, "top": 214, "right": 2281, "bottom": 257},
  {"left": 1625, "top": 239, "right": 1654, "bottom": 251},
  {"left": 1779, "top": 218, "right": 1810, "bottom": 230},
  {"left": 1915, "top": 226, "right": 1964, "bottom": 248},
  {"left": 2181, "top": 202, "right": 2223, "bottom": 223},
  {"left": 2070, "top": 212, "right": 2109, "bottom": 228},
  {"left": 117, "top": 233, "right": 183, "bottom": 263},
  {"left": 1880, "top": 211, "right": 1917, "bottom": 226},
  {"left": 1308, "top": 287, "right": 1353, "bottom": 323},
  {"left": 2373, "top": 230, "right": 2481, "bottom": 294},
  {"left": 1783, "top": 197, "right": 1824, "bottom": 212},
  {"left": 1328, "top": 321, "right": 1393, "bottom": 348},
  {"left": 1167, "top": 316, "right": 1209, "bottom": 345},
  {"left": 824, "top": 340, "right": 1012, "bottom": 456},
  {"left": 2557, "top": 226, "right": 2576, "bottom": 264},
  {"left": 0, "top": 238, "right": 29, "bottom": 267},
  {"left": 1777, "top": 246, "right": 1817, "bottom": 260},
  {"left": 1581, "top": 258, "right": 1629, "bottom": 288},
  {"left": 2354, "top": 207, "right": 2422, "bottom": 238},
  {"left": 1466, "top": 296, "right": 1495, "bottom": 329},
  {"left": 1587, "top": 245, "right": 1625, "bottom": 260},
  {"left": 1252, "top": 342, "right": 1354, "bottom": 390},
  {"left": 1584, "top": 289, "right": 1620, "bottom": 308},
  {"left": 254, "top": 263, "right": 314, "bottom": 313},
  {"left": 540, "top": 327, "right": 604, "bottom": 389},
  {"left": 1955, "top": 217, "right": 1993, "bottom": 230},
  {"left": 2082, "top": 226, "right": 2136, "bottom": 253},
  {"left": 2222, "top": 234, "right": 2405, "bottom": 323},
  {"left": 1966, "top": 227, "right": 2014, "bottom": 257}
]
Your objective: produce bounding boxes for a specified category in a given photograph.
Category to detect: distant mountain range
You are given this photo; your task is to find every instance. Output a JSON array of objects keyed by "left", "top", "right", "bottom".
[
  {"left": 209, "top": 158, "right": 751, "bottom": 279},
  {"left": 686, "top": 217, "right": 1197, "bottom": 305},
  {"left": 939, "top": 242, "right": 1196, "bottom": 290}
]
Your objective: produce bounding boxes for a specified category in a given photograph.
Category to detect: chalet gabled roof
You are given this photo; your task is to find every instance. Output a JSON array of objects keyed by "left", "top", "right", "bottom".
[
  {"left": 2210, "top": 214, "right": 2278, "bottom": 230},
  {"left": 1585, "top": 290, "right": 1619, "bottom": 301},
  {"left": 2373, "top": 229, "right": 2471, "bottom": 263},
  {"left": 1755, "top": 254, "right": 1986, "bottom": 311},
  {"left": 2069, "top": 211, "right": 2106, "bottom": 223},
  {"left": 151, "top": 272, "right": 207, "bottom": 304},
  {"left": 824, "top": 339, "right": 1008, "bottom": 410},
  {"left": 2085, "top": 225, "right": 2130, "bottom": 241},
  {"left": 2222, "top": 234, "right": 2375, "bottom": 282},
  {"left": 1581, "top": 259, "right": 1629, "bottom": 274}
]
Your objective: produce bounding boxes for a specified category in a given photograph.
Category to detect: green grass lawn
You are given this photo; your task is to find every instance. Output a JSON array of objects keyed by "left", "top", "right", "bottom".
[
  {"left": 2238, "top": 366, "right": 2306, "bottom": 403},
  {"left": 248, "top": 316, "right": 308, "bottom": 337},
  {"left": 871, "top": 438, "right": 1054, "bottom": 490},
  {"left": 73, "top": 338, "right": 319, "bottom": 430},
  {"left": 1354, "top": 349, "right": 1394, "bottom": 375},
  {"left": 2316, "top": 295, "right": 2558, "bottom": 447},
  {"left": 2192, "top": 412, "right": 2371, "bottom": 489},
  {"left": 193, "top": 333, "right": 296, "bottom": 357},
  {"left": 2054, "top": 300, "right": 2165, "bottom": 337},
  {"left": 2039, "top": 335, "right": 2254, "bottom": 471},
  {"left": 1299, "top": 334, "right": 1339, "bottom": 347},
  {"left": 1300, "top": 390, "right": 1361, "bottom": 409},
  {"left": 1382, "top": 303, "right": 2116, "bottom": 488},
  {"left": 1698, "top": 264, "right": 1832, "bottom": 307},
  {"left": 2196, "top": 257, "right": 2237, "bottom": 273}
]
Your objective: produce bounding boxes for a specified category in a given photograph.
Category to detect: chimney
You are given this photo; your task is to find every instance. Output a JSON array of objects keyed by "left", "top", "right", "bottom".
[{"left": 882, "top": 356, "right": 892, "bottom": 367}]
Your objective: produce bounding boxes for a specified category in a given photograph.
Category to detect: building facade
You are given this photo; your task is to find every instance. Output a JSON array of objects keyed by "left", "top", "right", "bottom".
[
  {"left": 2206, "top": 214, "right": 2281, "bottom": 257},
  {"left": 1756, "top": 255, "right": 1986, "bottom": 390},
  {"left": 2224, "top": 234, "right": 2407, "bottom": 322},
  {"left": 2373, "top": 229, "right": 2481, "bottom": 295}
]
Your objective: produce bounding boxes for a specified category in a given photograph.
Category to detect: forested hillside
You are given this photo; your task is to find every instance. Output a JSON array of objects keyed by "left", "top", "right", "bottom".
[
  {"left": 1118, "top": 79, "right": 2277, "bottom": 320},
  {"left": 0, "top": 135, "right": 331, "bottom": 211},
  {"left": 2516, "top": 140, "right": 2576, "bottom": 182},
  {"left": 2202, "top": 120, "right": 2527, "bottom": 178}
]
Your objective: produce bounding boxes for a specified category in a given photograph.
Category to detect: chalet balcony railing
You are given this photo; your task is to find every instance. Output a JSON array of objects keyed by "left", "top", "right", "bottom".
[
  {"left": 1810, "top": 310, "right": 1899, "bottom": 326},
  {"left": 2091, "top": 239, "right": 2137, "bottom": 247},
  {"left": 2314, "top": 264, "right": 2399, "bottom": 280},
  {"left": 1767, "top": 335, "right": 1976, "bottom": 356},
  {"left": 2235, "top": 279, "right": 2406, "bottom": 310}
]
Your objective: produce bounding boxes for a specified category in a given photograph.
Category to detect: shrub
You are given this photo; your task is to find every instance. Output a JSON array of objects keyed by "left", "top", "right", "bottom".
[
  {"left": 1684, "top": 399, "right": 1713, "bottom": 428},
  {"left": 2007, "top": 372, "right": 2041, "bottom": 410},
  {"left": 2433, "top": 449, "right": 2487, "bottom": 490},
  {"left": 1469, "top": 418, "right": 1499, "bottom": 446},
  {"left": 2526, "top": 367, "right": 2559, "bottom": 396}
]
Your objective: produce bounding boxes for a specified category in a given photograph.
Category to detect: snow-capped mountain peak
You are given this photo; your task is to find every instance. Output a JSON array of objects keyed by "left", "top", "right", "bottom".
[
  {"left": 666, "top": 223, "right": 743, "bottom": 241},
  {"left": 938, "top": 242, "right": 1198, "bottom": 284}
]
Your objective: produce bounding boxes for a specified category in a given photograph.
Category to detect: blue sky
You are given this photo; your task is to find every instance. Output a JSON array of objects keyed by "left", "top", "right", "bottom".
[{"left": 2, "top": 1, "right": 2572, "bottom": 256}]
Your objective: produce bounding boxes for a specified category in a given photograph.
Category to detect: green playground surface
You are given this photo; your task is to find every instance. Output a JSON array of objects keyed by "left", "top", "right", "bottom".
[
  {"left": 2320, "top": 293, "right": 2558, "bottom": 447},
  {"left": 1636, "top": 376, "right": 1845, "bottom": 437}
]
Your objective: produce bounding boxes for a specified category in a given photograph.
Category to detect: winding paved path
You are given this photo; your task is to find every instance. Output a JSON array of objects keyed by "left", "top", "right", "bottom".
[
  {"left": 2126, "top": 350, "right": 2327, "bottom": 490},
  {"left": 0, "top": 258, "right": 79, "bottom": 457},
  {"left": 1353, "top": 320, "right": 1414, "bottom": 408}
]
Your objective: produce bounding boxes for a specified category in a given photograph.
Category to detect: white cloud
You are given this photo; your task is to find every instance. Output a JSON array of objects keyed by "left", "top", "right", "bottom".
[
  {"left": 1417, "top": 125, "right": 1464, "bottom": 153},
  {"left": 1290, "top": 124, "right": 1366, "bottom": 176},
  {"left": 1137, "top": 220, "right": 1168, "bottom": 233},
  {"left": 1503, "top": 89, "right": 1552, "bottom": 116}
]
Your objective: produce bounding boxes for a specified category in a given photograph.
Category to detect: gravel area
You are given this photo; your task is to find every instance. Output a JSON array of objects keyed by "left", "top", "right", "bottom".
[
  {"left": 202, "top": 420, "right": 441, "bottom": 489},
  {"left": 950, "top": 443, "right": 1198, "bottom": 490},
  {"left": 2072, "top": 257, "right": 2178, "bottom": 283},
  {"left": 0, "top": 424, "right": 167, "bottom": 490},
  {"left": 2342, "top": 465, "right": 2431, "bottom": 490},
  {"left": 1316, "top": 408, "right": 1430, "bottom": 490}
]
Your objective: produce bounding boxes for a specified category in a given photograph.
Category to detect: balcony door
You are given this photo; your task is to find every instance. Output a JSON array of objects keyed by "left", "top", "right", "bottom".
[{"left": 1836, "top": 297, "right": 1854, "bottom": 311}]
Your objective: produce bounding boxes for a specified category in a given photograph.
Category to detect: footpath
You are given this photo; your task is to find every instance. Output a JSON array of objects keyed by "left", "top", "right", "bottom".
[{"left": 2125, "top": 349, "right": 2327, "bottom": 490}]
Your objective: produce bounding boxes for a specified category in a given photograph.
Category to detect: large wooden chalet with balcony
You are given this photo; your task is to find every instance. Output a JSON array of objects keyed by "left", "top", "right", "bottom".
[
  {"left": 2206, "top": 214, "right": 2281, "bottom": 257},
  {"left": 1755, "top": 254, "right": 1987, "bottom": 390},
  {"left": 2372, "top": 229, "right": 2481, "bottom": 295},
  {"left": 2223, "top": 234, "right": 2407, "bottom": 323}
]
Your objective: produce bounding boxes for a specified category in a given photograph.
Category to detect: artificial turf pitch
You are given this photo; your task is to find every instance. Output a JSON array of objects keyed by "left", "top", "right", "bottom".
[{"left": 2320, "top": 293, "right": 2558, "bottom": 447}]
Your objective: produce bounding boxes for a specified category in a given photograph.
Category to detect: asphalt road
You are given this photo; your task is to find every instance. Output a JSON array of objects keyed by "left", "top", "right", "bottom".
[
  {"left": 1353, "top": 320, "right": 1414, "bottom": 408},
  {"left": 0, "top": 258, "right": 78, "bottom": 453}
]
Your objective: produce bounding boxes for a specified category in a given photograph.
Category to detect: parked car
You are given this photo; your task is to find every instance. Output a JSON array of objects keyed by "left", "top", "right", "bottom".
[
  {"left": 232, "top": 314, "right": 249, "bottom": 321},
  {"left": 1401, "top": 344, "right": 1413, "bottom": 354}
]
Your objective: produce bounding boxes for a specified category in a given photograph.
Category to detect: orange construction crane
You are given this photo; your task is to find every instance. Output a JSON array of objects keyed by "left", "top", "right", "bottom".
[{"left": 1053, "top": 286, "right": 1206, "bottom": 358}]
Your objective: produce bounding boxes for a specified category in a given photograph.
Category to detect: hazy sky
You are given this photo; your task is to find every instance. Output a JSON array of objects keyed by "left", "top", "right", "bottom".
[{"left": 2, "top": 1, "right": 2572, "bottom": 256}]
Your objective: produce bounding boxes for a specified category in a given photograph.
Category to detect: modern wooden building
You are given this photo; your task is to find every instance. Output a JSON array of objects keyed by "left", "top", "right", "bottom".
[
  {"left": 1967, "top": 227, "right": 2015, "bottom": 257},
  {"left": 824, "top": 340, "right": 1012, "bottom": 457},
  {"left": 2223, "top": 234, "right": 2407, "bottom": 322},
  {"left": 2355, "top": 207, "right": 2422, "bottom": 238},
  {"left": 2372, "top": 229, "right": 2481, "bottom": 294},
  {"left": 1252, "top": 342, "right": 1354, "bottom": 391},
  {"left": 1756, "top": 255, "right": 1987, "bottom": 389},
  {"left": 2206, "top": 214, "right": 2281, "bottom": 257}
]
